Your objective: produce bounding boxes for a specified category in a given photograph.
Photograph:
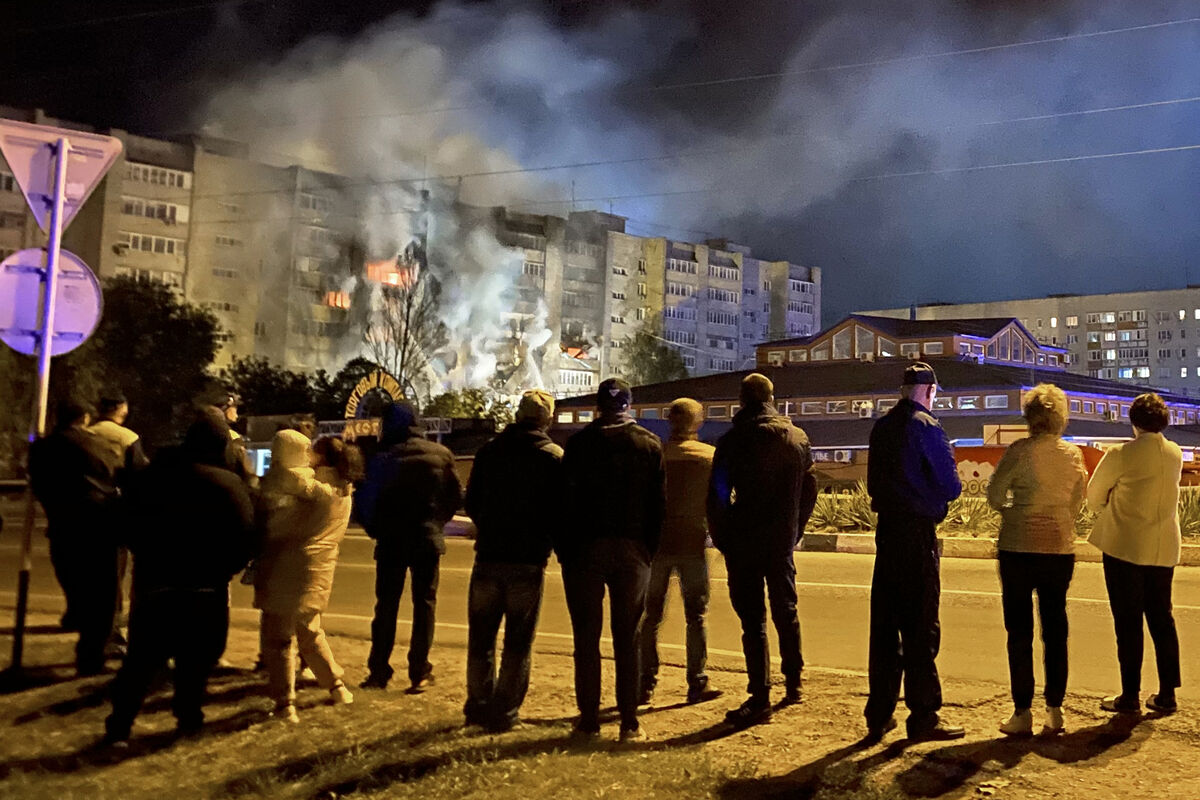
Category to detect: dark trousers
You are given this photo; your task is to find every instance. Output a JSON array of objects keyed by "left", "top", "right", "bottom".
[
  {"left": 47, "top": 532, "right": 119, "bottom": 672},
  {"left": 640, "top": 553, "right": 710, "bottom": 693},
  {"left": 1102, "top": 553, "right": 1182, "bottom": 698},
  {"left": 464, "top": 561, "right": 545, "bottom": 727},
  {"left": 865, "top": 516, "right": 943, "bottom": 731},
  {"left": 724, "top": 549, "right": 803, "bottom": 700},
  {"left": 105, "top": 589, "right": 229, "bottom": 738},
  {"left": 366, "top": 542, "right": 440, "bottom": 684},
  {"left": 998, "top": 551, "right": 1075, "bottom": 708},
  {"left": 562, "top": 538, "right": 651, "bottom": 730}
]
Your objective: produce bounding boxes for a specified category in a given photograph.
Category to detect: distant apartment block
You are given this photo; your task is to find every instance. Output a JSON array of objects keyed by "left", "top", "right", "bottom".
[{"left": 862, "top": 288, "right": 1200, "bottom": 397}]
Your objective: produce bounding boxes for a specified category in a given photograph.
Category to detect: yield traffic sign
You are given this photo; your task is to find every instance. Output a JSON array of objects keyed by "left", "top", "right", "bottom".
[{"left": 0, "top": 119, "right": 122, "bottom": 232}]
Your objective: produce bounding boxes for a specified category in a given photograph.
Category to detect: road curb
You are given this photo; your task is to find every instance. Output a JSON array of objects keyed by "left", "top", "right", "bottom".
[{"left": 800, "top": 531, "right": 1200, "bottom": 565}]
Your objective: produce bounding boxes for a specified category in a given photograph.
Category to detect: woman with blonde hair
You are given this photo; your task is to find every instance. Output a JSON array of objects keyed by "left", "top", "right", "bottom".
[
  {"left": 255, "top": 431, "right": 363, "bottom": 722},
  {"left": 987, "top": 383, "right": 1088, "bottom": 736},
  {"left": 1087, "top": 392, "right": 1183, "bottom": 715}
]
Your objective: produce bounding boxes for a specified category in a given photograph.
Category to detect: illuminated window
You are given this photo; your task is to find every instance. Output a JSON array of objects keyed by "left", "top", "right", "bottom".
[
  {"left": 924, "top": 341, "right": 944, "bottom": 355},
  {"left": 324, "top": 291, "right": 351, "bottom": 309}
]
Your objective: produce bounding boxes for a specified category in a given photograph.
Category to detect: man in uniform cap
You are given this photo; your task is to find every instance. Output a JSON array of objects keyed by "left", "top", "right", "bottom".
[
  {"left": 463, "top": 390, "right": 563, "bottom": 731},
  {"left": 708, "top": 373, "right": 815, "bottom": 729},
  {"left": 561, "top": 378, "right": 665, "bottom": 742},
  {"left": 863, "top": 361, "right": 964, "bottom": 743}
]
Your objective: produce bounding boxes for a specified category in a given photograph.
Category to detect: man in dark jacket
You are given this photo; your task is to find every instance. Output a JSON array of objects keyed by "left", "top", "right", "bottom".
[
  {"left": 462, "top": 389, "right": 562, "bottom": 731},
  {"left": 103, "top": 409, "right": 256, "bottom": 743},
  {"left": 28, "top": 399, "right": 121, "bottom": 676},
  {"left": 864, "top": 362, "right": 964, "bottom": 743},
  {"left": 358, "top": 400, "right": 463, "bottom": 692},
  {"left": 561, "top": 378, "right": 664, "bottom": 742},
  {"left": 708, "top": 373, "right": 815, "bottom": 729}
]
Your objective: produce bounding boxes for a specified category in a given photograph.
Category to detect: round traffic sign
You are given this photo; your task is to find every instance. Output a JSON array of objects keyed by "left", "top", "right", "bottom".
[{"left": 0, "top": 248, "right": 103, "bottom": 357}]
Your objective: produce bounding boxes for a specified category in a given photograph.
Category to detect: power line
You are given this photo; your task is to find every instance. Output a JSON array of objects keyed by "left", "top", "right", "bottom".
[{"left": 3, "top": 0, "right": 265, "bottom": 35}]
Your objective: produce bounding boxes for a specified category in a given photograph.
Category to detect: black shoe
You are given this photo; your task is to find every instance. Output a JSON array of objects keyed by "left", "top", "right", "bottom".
[
  {"left": 863, "top": 716, "right": 898, "bottom": 744},
  {"left": 359, "top": 674, "right": 389, "bottom": 690},
  {"left": 782, "top": 682, "right": 803, "bottom": 706},
  {"left": 907, "top": 721, "right": 966, "bottom": 742},
  {"left": 570, "top": 720, "right": 601, "bottom": 741},
  {"left": 1100, "top": 694, "right": 1140, "bottom": 714},
  {"left": 638, "top": 688, "right": 654, "bottom": 708},
  {"left": 1146, "top": 694, "right": 1177, "bottom": 714},
  {"left": 725, "top": 697, "right": 772, "bottom": 729},
  {"left": 407, "top": 673, "right": 435, "bottom": 695},
  {"left": 687, "top": 687, "right": 723, "bottom": 705}
]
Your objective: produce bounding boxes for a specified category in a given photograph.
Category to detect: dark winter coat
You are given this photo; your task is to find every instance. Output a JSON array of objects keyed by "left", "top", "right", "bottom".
[
  {"left": 464, "top": 421, "right": 563, "bottom": 567},
  {"left": 356, "top": 410, "right": 463, "bottom": 555},
  {"left": 124, "top": 414, "right": 256, "bottom": 594},
  {"left": 560, "top": 415, "right": 665, "bottom": 564},
  {"left": 28, "top": 426, "right": 120, "bottom": 537},
  {"left": 867, "top": 397, "right": 962, "bottom": 522},
  {"left": 707, "top": 404, "right": 815, "bottom": 559}
]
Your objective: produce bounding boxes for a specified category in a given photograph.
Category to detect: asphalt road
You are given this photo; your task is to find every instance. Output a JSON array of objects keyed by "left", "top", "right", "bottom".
[{"left": 2, "top": 530, "right": 1198, "bottom": 703}]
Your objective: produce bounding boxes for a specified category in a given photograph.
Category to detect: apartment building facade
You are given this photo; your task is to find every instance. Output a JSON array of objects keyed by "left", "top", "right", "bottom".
[{"left": 862, "top": 288, "right": 1200, "bottom": 397}]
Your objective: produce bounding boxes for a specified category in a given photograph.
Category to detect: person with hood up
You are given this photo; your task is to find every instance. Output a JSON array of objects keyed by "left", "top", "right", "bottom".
[
  {"left": 28, "top": 398, "right": 121, "bottom": 676},
  {"left": 358, "top": 401, "right": 463, "bottom": 692},
  {"left": 462, "top": 389, "right": 563, "bottom": 732},
  {"left": 707, "top": 374, "right": 815, "bottom": 729},
  {"left": 255, "top": 430, "right": 361, "bottom": 723},
  {"left": 560, "top": 378, "right": 665, "bottom": 743},
  {"left": 103, "top": 409, "right": 255, "bottom": 744},
  {"left": 640, "top": 397, "right": 720, "bottom": 707}
]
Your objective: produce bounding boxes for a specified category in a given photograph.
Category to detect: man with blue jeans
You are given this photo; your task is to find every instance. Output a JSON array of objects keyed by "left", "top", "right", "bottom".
[
  {"left": 640, "top": 398, "right": 719, "bottom": 706},
  {"left": 462, "top": 390, "right": 563, "bottom": 731}
]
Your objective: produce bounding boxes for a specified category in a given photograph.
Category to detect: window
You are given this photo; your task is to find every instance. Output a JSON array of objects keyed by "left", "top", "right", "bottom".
[
  {"left": 708, "top": 264, "right": 740, "bottom": 281},
  {"left": 985, "top": 395, "right": 1009, "bottom": 409},
  {"left": 560, "top": 372, "right": 596, "bottom": 389},
  {"left": 577, "top": 410, "right": 594, "bottom": 422},
  {"left": 522, "top": 261, "right": 544, "bottom": 277},
  {"left": 610, "top": 315, "right": 625, "bottom": 324},
  {"left": 663, "top": 305, "right": 696, "bottom": 321},
  {"left": 1119, "top": 367, "right": 1133, "bottom": 379},
  {"left": 117, "top": 231, "right": 185, "bottom": 256},
  {"left": 1050, "top": 317, "right": 1058, "bottom": 328},
  {"left": 826, "top": 400, "right": 848, "bottom": 414},
  {"left": 203, "top": 301, "right": 239, "bottom": 313},
  {"left": 611, "top": 291, "right": 626, "bottom": 300},
  {"left": 1068, "top": 399, "right": 1081, "bottom": 413},
  {"left": 810, "top": 344, "right": 829, "bottom": 361},
  {"left": 1182, "top": 309, "right": 1188, "bottom": 321},
  {"left": 707, "top": 310, "right": 738, "bottom": 326},
  {"left": 855, "top": 327, "right": 875, "bottom": 358},
  {"left": 325, "top": 290, "right": 351, "bottom": 309},
  {"left": 1096, "top": 403, "right": 1107, "bottom": 414},
  {"left": 789, "top": 279, "right": 813, "bottom": 294},
  {"left": 665, "top": 329, "right": 696, "bottom": 345},
  {"left": 611, "top": 266, "right": 627, "bottom": 276},
  {"left": 707, "top": 287, "right": 739, "bottom": 304},
  {"left": 1103, "top": 349, "right": 1117, "bottom": 360},
  {"left": 124, "top": 162, "right": 190, "bottom": 188},
  {"left": 666, "top": 281, "right": 695, "bottom": 297},
  {"left": 789, "top": 349, "right": 807, "bottom": 363},
  {"left": 121, "top": 196, "right": 185, "bottom": 223},
  {"left": 801, "top": 402, "right": 822, "bottom": 415},
  {"left": 682, "top": 354, "right": 696, "bottom": 368},
  {"left": 566, "top": 241, "right": 604, "bottom": 259},
  {"left": 924, "top": 341, "right": 944, "bottom": 355},
  {"left": 1066, "top": 334, "right": 1079, "bottom": 344},
  {"left": 557, "top": 412, "right": 574, "bottom": 424},
  {"left": 832, "top": 328, "right": 852, "bottom": 359},
  {"left": 639, "top": 408, "right": 659, "bottom": 420},
  {"left": 215, "top": 235, "right": 243, "bottom": 247},
  {"left": 635, "top": 307, "right": 646, "bottom": 321},
  {"left": 1066, "top": 315, "right": 1079, "bottom": 327},
  {"left": 958, "top": 396, "right": 979, "bottom": 410},
  {"left": 563, "top": 291, "right": 597, "bottom": 308},
  {"left": 667, "top": 258, "right": 698, "bottom": 274},
  {"left": 706, "top": 405, "right": 728, "bottom": 418},
  {"left": 766, "top": 350, "right": 785, "bottom": 366},
  {"left": 217, "top": 200, "right": 241, "bottom": 215},
  {"left": 0, "top": 171, "right": 15, "bottom": 192},
  {"left": 709, "top": 358, "right": 735, "bottom": 371},
  {"left": 878, "top": 337, "right": 896, "bottom": 357},
  {"left": 211, "top": 268, "right": 237, "bottom": 279},
  {"left": 1104, "top": 331, "right": 1117, "bottom": 341},
  {"left": 1183, "top": 367, "right": 1189, "bottom": 378},
  {"left": 932, "top": 397, "right": 953, "bottom": 410},
  {"left": 1083, "top": 401, "right": 1093, "bottom": 413},
  {"left": 637, "top": 258, "right": 647, "bottom": 274},
  {"left": 298, "top": 193, "right": 332, "bottom": 213},
  {"left": 900, "top": 342, "right": 921, "bottom": 357},
  {"left": 637, "top": 283, "right": 647, "bottom": 298}
]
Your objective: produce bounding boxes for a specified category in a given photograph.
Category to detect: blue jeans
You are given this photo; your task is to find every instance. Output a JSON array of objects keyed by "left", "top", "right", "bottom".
[
  {"left": 640, "top": 553, "right": 709, "bottom": 693},
  {"left": 464, "top": 562, "right": 545, "bottom": 727}
]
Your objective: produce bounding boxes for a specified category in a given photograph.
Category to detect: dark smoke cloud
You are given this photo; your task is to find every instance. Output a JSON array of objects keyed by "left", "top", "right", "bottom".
[{"left": 199, "top": 0, "right": 1200, "bottom": 332}]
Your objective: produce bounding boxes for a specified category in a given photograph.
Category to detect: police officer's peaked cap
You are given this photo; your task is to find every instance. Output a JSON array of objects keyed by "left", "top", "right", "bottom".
[{"left": 902, "top": 362, "right": 938, "bottom": 385}]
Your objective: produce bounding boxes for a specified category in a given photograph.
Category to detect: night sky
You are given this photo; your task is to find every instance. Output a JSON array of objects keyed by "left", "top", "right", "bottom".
[{"left": 2, "top": 0, "right": 1198, "bottom": 322}]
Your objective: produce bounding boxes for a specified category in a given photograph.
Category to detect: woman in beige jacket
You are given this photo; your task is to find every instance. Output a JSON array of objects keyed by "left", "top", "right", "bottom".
[
  {"left": 987, "top": 384, "right": 1088, "bottom": 736},
  {"left": 1087, "top": 393, "right": 1182, "bottom": 715},
  {"left": 255, "top": 431, "right": 361, "bottom": 722}
]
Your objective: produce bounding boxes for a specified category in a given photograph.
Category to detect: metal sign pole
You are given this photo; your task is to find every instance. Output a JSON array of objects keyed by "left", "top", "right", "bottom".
[{"left": 11, "top": 137, "right": 70, "bottom": 671}]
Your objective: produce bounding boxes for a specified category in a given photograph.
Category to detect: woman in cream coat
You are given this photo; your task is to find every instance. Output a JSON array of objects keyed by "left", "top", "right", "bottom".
[
  {"left": 255, "top": 431, "right": 361, "bottom": 722},
  {"left": 987, "top": 384, "right": 1088, "bottom": 736},
  {"left": 1087, "top": 393, "right": 1183, "bottom": 715}
]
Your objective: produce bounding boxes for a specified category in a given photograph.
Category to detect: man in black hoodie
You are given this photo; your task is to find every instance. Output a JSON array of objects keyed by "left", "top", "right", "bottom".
[
  {"left": 462, "top": 389, "right": 562, "bottom": 731},
  {"left": 29, "top": 399, "right": 121, "bottom": 676},
  {"left": 708, "top": 373, "right": 815, "bottom": 729},
  {"left": 103, "top": 409, "right": 256, "bottom": 743},
  {"left": 561, "top": 378, "right": 664, "bottom": 742},
  {"left": 358, "top": 401, "right": 463, "bottom": 692}
]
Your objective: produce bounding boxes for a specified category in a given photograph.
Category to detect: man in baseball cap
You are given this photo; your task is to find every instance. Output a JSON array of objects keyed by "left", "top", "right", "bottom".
[{"left": 863, "top": 361, "right": 964, "bottom": 743}]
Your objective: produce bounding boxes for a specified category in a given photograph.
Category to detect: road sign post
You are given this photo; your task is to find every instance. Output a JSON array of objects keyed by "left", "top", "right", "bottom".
[{"left": 0, "top": 121, "right": 121, "bottom": 676}]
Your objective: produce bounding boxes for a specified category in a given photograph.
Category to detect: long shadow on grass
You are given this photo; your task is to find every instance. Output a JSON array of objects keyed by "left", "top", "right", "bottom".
[
  {"left": 0, "top": 707, "right": 267, "bottom": 779},
  {"left": 717, "top": 714, "right": 1146, "bottom": 800},
  {"left": 11, "top": 673, "right": 265, "bottom": 725}
]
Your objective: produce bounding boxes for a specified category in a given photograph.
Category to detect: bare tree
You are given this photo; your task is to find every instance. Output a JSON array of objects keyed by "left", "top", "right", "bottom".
[{"left": 363, "top": 249, "right": 448, "bottom": 403}]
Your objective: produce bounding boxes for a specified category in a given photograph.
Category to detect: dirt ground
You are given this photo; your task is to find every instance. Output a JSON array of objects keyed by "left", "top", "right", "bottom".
[{"left": 0, "top": 608, "right": 1198, "bottom": 800}]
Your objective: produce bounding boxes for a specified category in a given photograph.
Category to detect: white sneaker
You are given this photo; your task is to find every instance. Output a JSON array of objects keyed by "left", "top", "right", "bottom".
[
  {"left": 998, "top": 709, "right": 1033, "bottom": 736},
  {"left": 1042, "top": 707, "right": 1064, "bottom": 735},
  {"left": 330, "top": 684, "right": 354, "bottom": 705}
]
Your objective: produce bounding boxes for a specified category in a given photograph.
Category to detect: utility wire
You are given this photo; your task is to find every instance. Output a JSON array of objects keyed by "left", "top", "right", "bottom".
[{"left": 2, "top": 0, "right": 265, "bottom": 34}]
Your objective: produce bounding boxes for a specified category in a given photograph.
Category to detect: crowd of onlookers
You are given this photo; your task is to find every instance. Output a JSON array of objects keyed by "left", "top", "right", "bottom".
[{"left": 20, "top": 361, "right": 1186, "bottom": 747}]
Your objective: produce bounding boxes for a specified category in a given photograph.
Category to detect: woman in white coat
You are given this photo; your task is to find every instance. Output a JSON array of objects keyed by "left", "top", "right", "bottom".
[
  {"left": 255, "top": 430, "right": 362, "bottom": 722},
  {"left": 1087, "top": 393, "right": 1182, "bottom": 714}
]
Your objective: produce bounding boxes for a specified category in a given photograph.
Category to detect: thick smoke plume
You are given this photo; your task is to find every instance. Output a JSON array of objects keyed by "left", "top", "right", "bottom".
[{"left": 200, "top": 0, "right": 1200, "bottom": 363}]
